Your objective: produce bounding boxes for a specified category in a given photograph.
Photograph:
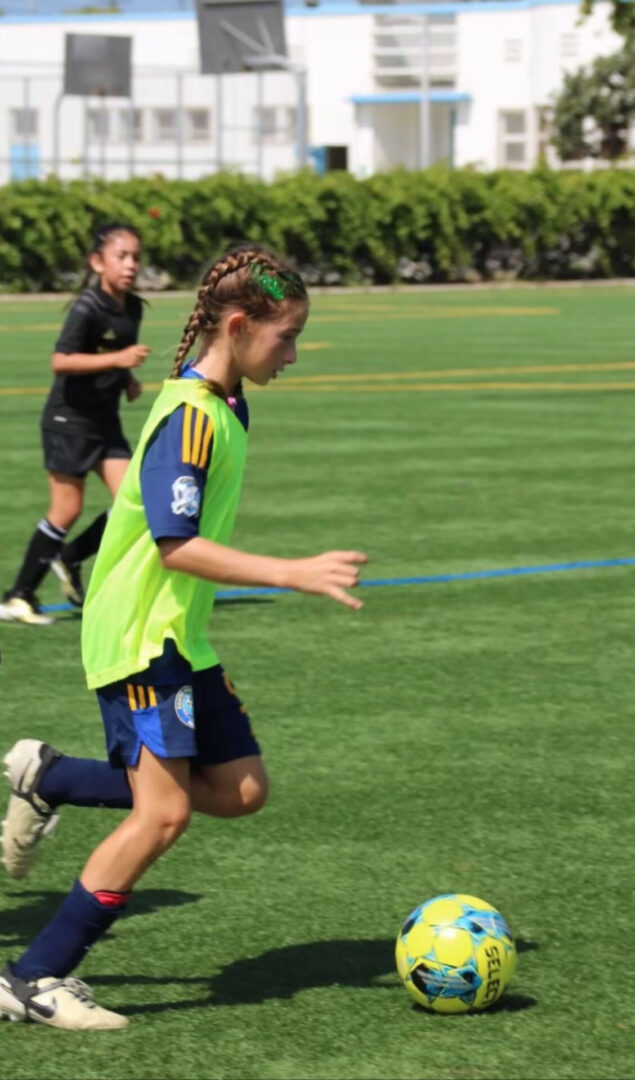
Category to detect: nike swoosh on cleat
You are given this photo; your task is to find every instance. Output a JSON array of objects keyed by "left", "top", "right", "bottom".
[{"left": 27, "top": 998, "right": 57, "bottom": 1021}]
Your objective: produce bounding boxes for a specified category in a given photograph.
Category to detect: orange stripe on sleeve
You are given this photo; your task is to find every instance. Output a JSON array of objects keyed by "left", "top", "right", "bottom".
[
  {"left": 198, "top": 416, "right": 214, "bottom": 469},
  {"left": 126, "top": 683, "right": 136, "bottom": 711},
  {"left": 137, "top": 685, "right": 147, "bottom": 709},
  {"left": 148, "top": 686, "right": 157, "bottom": 707},
  {"left": 182, "top": 403, "right": 193, "bottom": 464},
  {"left": 191, "top": 408, "right": 205, "bottom": 467}
]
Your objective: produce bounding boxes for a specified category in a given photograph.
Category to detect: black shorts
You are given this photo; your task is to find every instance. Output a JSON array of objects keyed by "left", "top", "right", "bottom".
[{"left": 41, "top": 419, "right": 131, "bottom": 477}]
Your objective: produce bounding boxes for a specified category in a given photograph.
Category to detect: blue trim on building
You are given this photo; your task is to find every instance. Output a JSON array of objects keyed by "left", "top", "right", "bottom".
[
  {"left": 0, "top": 0, "right": 591, "bottom": 23},
  {"left": 288, "top": 0, "right": 584, "bottom": 14},
  {"left": 352, "top": 91, "right": 471, "bottom": 105}
]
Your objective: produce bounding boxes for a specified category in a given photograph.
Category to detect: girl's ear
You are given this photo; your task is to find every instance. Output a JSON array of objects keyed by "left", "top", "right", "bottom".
[
  {"left": 88, "top": 251, "right": 103, "bottom": 275},
  {"left": 226, "top": 311, "right": 248, "bottom": 338}
]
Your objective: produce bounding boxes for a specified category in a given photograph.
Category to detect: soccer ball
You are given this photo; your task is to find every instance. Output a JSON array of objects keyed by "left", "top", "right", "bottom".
[{"left": 395, "top": 893, "right": 516, "bottom": 1014}]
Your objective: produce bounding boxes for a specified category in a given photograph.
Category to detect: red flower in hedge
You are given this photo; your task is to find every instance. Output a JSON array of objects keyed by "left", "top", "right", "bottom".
[{"left": 148, "top": 207, "right": 161, "bottom": 219}]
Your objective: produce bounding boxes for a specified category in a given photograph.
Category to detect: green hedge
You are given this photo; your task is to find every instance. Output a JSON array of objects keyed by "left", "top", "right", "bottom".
[{"left": 1, "top": 167, "right": 634, "bottom": 291}]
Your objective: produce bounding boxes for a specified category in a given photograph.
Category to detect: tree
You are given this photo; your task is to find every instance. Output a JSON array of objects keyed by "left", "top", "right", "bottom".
[
  {"left": 580, "top": 0, "right": 635, "bottom": 38},
  {"left": 550, "top": 41, "right": 635, "bottom": 160}
]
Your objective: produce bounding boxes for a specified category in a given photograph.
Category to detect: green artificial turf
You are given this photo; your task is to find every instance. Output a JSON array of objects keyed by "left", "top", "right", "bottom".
[{"left": 0, "top": 285, "right": 634, "bottom": 1079}]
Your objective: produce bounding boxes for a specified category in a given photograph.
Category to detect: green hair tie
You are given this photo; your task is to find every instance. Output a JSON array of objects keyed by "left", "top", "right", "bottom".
[{"left": 251, "top": 262, "right": 286, "bottom": 301}]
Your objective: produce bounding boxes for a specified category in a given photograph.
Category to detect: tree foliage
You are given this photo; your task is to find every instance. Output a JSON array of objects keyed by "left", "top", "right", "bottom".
[
  {"left": 1, "top": 169, "right": 635, "bottom": 291},
  {"left": 580, "top": 0, "right": 635, "bottom": 39},
  {"left": 550, "top": 41, "right": 635, "bottom": 161}
]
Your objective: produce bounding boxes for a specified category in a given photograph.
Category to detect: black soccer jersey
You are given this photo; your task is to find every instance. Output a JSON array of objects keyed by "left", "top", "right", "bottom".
[{"left": 41, "top": 285, "right": 143, "bottom": 434}]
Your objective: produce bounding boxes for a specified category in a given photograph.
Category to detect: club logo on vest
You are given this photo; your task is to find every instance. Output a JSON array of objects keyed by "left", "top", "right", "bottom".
[
  {"left": 174, "top": 686, "right": 194, "bottom": 729},
  {"left": 171, "top": 476, "right": 200, "bottom": 518}
]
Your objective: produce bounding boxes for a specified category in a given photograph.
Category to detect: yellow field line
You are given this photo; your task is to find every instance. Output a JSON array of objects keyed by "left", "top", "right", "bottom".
[
  {"left": 280, "top": 361, "right": 635, "bottom": 384},
  {"left": 0, "top": 386, "right": 51, "bottom": 395},
  {"left": 309, "top": 307, "right": 559, "bottom": 323},
  {"left": 0, "top": 306, "right": 558, "bottom": 333},
  {"left": 266, "top": 381, "right": 635, "bottom": 393},
  {"left": 2, "top": 360, "right": 633, "bottom": 398},
  {"left": 307, "top": 304, "right": 557, "bottom": 314}
]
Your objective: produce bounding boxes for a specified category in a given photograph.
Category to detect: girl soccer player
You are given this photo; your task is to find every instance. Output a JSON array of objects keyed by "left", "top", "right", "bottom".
[
  {"left": 0, "top": 244, "right": 366, "bottom": 1030},
  {"left": 0, "top": 223, "right": 150, "bottom": 625}
]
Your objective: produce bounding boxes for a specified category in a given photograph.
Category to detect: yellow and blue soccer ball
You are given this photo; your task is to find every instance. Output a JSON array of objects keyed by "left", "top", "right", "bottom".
[{"left": 395, "top": 893, "right": 516, "bottom": 1014}]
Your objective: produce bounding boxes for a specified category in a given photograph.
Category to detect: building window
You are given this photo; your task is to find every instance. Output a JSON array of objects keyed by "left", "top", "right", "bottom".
[
  {"left": 87, "top": 108, "right": 110, "bottom": 140},
  {"left": 10, "top": 108, "right": 38, "bottom": 139},
  {"left": 503, "top": 38, "right": 523, "bottom": 62},
  {"left": 119, "top": 108, "right": 144, "bottom": 143},
  {"left": 499, "top": 110, "right": 527, "bottom": 167},
  {"left": 253, "top": 105, "right": 296, "bottom": 144},
  {"left": 560, "top": 33, "right": 579, "bottom": 58},
  {"left": 153, "top": 108, "right": 178, "bottom": 142},
  {"left": 185, "top": 108, "right": 211, "bottom": 142}
]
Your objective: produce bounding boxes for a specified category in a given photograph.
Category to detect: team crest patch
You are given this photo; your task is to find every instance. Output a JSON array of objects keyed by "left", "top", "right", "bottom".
[
  {"left": 171, "top": 476, "right": 200, "bottom": 518},
  {"left": 174, "top": 686, "right": 194, "bottom": 728}
]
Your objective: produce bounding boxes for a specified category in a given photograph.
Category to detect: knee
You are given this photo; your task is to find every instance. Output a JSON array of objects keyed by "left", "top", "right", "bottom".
[
  {"left": 48, "top": 503, "right": 82, "bottom": 531},
  {"left": 138, "top": 803, "right": 192, "bottom": 851},
  {"left": 236, "top": 772, "right": 269, "bottom": 817}
]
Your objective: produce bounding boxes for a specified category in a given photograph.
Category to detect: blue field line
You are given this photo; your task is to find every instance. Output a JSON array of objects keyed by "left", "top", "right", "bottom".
[{"left": 40, "top": 556, "right": 635, "bottom": 613}]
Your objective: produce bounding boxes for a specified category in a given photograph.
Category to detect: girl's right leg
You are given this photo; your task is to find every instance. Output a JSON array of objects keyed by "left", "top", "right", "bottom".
[
  {"left": 0, "top": 472, "right": 84, "bottom": 626},
  {"left": 0, "top": 748, "right": 192, "bottom": 1031},
  {"left": 52, "top": 455, "right": 131, "bottom": 609},
  {"left": 2, "top": 742, "right": 267, "bottom": 879}
]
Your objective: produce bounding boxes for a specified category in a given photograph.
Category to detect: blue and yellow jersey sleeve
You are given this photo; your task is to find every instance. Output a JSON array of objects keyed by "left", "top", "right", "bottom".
[{"left": 140, "top": 404, "right": 214, "bottom": 542}]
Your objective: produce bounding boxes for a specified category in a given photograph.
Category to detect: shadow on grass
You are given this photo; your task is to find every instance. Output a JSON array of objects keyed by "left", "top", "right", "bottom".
[
  {"left": 0, "top": 888, "right": 203, "bottom": 948},
  {"left": 89, "top": 938, "right": 398, "bottom": 1016},
  {"left": 96, "top": 938, "right": 540, "bottom": 1018},
  {"left": 0, "top": 906, "right": 539, "bottom": 1018}
]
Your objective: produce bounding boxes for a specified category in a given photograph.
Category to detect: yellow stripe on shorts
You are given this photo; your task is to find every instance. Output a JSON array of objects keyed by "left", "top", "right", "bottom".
[{"left": 126, "top": 683, "right": 136, "bottom": 711}]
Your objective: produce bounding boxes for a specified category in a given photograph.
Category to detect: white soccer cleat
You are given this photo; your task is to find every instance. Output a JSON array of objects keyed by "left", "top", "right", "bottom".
[
  {"left": 2, "top": 740, "right": 61, "bottom": 879},
  {"left": 0, "top": 595, "right": 54, "bottom": 627},
  {"left": 0, "top": 966, "right": 128, "bottom": 1031}
]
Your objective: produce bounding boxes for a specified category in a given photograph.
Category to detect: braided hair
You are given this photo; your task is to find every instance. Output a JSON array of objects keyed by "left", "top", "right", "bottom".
[{"left": 171, "top": 244, "right": 307, "bottom": 396}]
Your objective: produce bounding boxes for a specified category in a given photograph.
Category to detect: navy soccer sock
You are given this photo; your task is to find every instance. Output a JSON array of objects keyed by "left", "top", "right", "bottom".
[
  {"left": 12, "top": 879, "right": 130, "bottom": 981},
  {"left": 38, "top": 756, "right": 132, "bottom": 810}
]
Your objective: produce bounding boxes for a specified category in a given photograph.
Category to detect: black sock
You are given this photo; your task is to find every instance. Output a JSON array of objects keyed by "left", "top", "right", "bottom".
[
  {"left": 61, "top": 510, "right": 108, "bottom": 566},
  {"left": 10, "top": 519, "right": 67, "bottom": 597}
]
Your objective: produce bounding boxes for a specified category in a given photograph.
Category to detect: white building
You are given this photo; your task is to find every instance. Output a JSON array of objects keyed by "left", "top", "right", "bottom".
[{"left": 0, "top": 0, "right": 623, "bottom": 184}]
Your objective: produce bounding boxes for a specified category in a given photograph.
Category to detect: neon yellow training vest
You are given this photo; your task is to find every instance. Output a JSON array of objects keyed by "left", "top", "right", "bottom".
[{"left": 82, "top": 378, "right": 248, "bottom": 689}]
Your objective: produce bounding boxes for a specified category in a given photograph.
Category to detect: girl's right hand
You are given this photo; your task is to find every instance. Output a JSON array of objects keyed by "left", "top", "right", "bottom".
[
  {"left": 285, "top": 551, "right": 368, "bottom": 610},
  {"left": 117, "top": 344, "right": 151, "bottom": 369}
]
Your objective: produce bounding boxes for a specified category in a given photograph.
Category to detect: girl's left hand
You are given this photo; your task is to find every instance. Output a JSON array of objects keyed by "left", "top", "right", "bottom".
[{"left": 126, "top": 376, "right": 143, "bottom": 402}]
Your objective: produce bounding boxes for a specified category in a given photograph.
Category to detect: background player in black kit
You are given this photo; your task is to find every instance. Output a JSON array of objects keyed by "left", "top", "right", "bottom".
[{"left": 0, "top": 223, "right": 150, "bottom": 625}]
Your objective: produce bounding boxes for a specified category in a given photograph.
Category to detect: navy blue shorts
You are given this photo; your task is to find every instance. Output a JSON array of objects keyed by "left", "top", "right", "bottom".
[{"left": 96, "top": 655, "right": 260, "bottom": 769}]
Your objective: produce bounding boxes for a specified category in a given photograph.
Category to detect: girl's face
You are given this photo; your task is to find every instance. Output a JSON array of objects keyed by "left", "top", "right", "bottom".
[
  {"left": 234, "top": 299, "right": 309, "bottom": 386},
  {"left": 90, "top": 231, "right": 141, "bottom": 299}
]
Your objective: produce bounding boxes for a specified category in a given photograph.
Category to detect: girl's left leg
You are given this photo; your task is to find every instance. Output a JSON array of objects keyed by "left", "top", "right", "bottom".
[
  {"left": 0, "top": 749, "right": 192, "bottom": 1030},
  {"left": 13, "top": 748, "right": 191, "bottom": 970}
]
